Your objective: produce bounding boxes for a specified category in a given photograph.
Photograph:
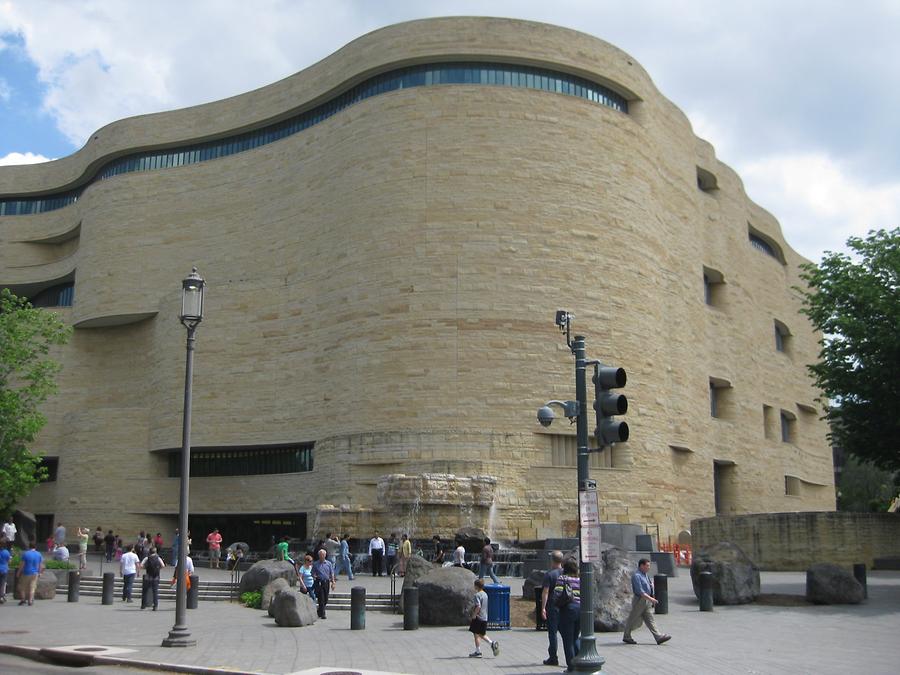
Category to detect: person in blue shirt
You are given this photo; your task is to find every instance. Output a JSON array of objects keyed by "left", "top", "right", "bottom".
[
  {"left": 0, "top": 543, "right": 11, "bottom": 603},
  {"left": 17, "top": 542, "right": 44, "bottom": 606},
  {"left": 622, "top": 558, "right": 671, "bottom": 645},
  {"left": 336, "top": 533, "right": 354, "bottom": 580},
  {"left": 311, "top": 548, "right": 335, "bottom": 619}
]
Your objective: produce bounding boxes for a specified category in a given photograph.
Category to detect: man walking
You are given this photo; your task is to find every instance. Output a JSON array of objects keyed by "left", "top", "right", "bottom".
[
  {"left": 368, "top": 531, "right": 385, "bottom": 576},
  {"left": 140, "top": 547, "right": 165, "bottom": 610},
  {"left": 479, "top": 537, "right": 500, "bottom": 584},
  {"left": 2, "top": 515, "right": 16, "bottom": 549},
  {"left": 206, "top": 528, "right": 223, "bottom": 568},
  {"left": 53, "top": 522, "right": 66, "bottom": 548},
  {"left": 622, "top": 558, "right": 671, "bottom": 645},
  {"left": 17, "top": 542, "right": 43, "bottom": 605},
  {"left": 540, "top": 550, "right": 564, "bottom": 666},
  {"left": 311, "top": 548, "right": 336, "bottom": 619},
  {"left": 337, "top": 533, "right": 354, "bottom": 580},
  {"left": 120, "top": 545, "right": 140, "bottom": 603}
]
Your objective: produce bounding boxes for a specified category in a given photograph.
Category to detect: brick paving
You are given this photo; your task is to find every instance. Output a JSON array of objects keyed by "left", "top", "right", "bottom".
[{"left": 1, "top": 561, "right": 898, "bottom": 674}]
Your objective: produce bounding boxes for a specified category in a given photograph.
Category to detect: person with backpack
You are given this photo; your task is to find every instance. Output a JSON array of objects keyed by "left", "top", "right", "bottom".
[
  {"left": 140, "top": 547, "right": 165, "bottom": 610},
  {"left": 553, "top": 558, "right": 581, "bottom": 672}
]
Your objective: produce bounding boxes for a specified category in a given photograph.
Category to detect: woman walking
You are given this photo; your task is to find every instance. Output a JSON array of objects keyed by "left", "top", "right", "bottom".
[{"left": 553, "top": 558, "right": 581, "bottom": 672}]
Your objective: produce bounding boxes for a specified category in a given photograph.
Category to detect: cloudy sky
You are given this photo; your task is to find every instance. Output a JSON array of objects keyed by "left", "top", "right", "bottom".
[{"left": 1, "top": 0, "right": 898, "bottom": 262}]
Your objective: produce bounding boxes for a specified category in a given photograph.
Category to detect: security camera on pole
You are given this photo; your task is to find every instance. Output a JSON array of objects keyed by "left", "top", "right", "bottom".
[{"left": 536, "top": 310, "right": 629, "bottom": 674}]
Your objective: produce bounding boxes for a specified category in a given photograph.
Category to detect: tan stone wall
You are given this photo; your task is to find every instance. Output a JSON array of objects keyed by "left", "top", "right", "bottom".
[
  {"left": 1, "top": 17, "right": 834, "bottom": 545},
  {"left": 692, "top": 513, "right": 900, "bottom": 570}
]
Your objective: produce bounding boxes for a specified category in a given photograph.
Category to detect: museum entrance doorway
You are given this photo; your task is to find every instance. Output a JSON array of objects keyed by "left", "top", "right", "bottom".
[{"left": 189, "top": 513, "right": 306, "bottom": 553}]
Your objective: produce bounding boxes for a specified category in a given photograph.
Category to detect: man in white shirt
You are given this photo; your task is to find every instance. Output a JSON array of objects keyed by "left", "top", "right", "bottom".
[
  {"left": 454, "top": 542, "right": 467, "bottom": 567},
  {"left": 2, "top": 516, "right": 16, "bottom": 548},
  {"left": 119, "top": 545, "right": 141, "bottom": 603},
  {"left": 53, "top": 544, "right": 70, "bottom": 562},
  {"left": 368, "top": 532, "right": 385, "bottom": 577}
]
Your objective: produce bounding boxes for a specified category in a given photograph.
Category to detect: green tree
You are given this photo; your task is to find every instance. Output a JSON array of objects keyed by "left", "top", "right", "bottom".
[
  {"left": 0, "top": 288, "right": 72, "bottom": 514},
  {"left": 836, "top": 454, "right": 898, "bottom": 512},
  {"left": 798, "top": 228, "right": 900, "bottom": 472}
]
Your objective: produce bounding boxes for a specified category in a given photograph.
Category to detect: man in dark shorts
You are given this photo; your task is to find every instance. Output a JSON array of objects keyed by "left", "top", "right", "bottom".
[{"left": 468, "top": 578, "right": 499, "bottom": 658}]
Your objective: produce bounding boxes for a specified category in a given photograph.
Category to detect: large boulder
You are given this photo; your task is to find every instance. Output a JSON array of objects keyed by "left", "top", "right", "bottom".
[
  {"left": 522, "top": 569, "right": 546, "bottom": 600},
  {"left": 455, "top": 527, "right": 487, "bottom": 553},
  {"left": 271, "top": 589, "right": 318, "bottom": 627},
  {"left": 399, "top": 555, "right": 434, "bottom": 611},
  {"left": 239, "top": 560, "right": 296, "bottom": 595},
  {"left": 593, "top": 546, "right": 638, "bottom": 631},
  {"left": 806, "top": 564, "right": 865, "bottom": 605},
  {"left": 690, "top": 541, "right": 760, "bottom": 605},
  {"left": 15, "top": 570, "right": 58, "bottom": 600},
  {"left": 261, "top": 577, "right": 291, "bottom": 611},
  {"left": 417, "top": 566, "right": 476, "bottom": 625}
]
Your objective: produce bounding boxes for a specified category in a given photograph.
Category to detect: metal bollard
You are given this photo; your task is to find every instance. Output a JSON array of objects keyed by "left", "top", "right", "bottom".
[
  {"left": 403, "top": 586, "right": 419, "bottom": 630},
  {"left": 699, "top": 571, "right": 714, "bottom": 611},
  {"left": 187, "top": 574, "right": 199, "bottom": 609},
  {"left": 653, "top": 574, "right": 668, "bottom": 615},
  {"left": 853, "top": 563, "right": 867, "bottom": 599},
  {"left": 534, "top": 586, "right": 547, "bottom": 630},
  {"left": 67, "top": 571, "right": 80, "bottom": 602},
  {"left": 102, "top": 572, "right": 115, "bottom": 605},
  {"left": 351, "top": 586, "right": 366, "bottom": 630}
]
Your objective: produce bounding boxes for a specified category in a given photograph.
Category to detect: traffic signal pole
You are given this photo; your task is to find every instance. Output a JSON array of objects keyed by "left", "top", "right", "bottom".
[{"left": 572, "top": 335, "right": 605, "bottom": 674}]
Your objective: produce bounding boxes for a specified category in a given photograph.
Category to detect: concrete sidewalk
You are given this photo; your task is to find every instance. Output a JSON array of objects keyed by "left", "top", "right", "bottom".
[{"left": 1, "top": 569, "right": 898, "bottom": 674}]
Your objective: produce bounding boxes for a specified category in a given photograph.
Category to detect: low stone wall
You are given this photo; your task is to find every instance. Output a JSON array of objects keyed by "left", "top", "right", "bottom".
[{"left": 692, "top": 512, "right": 900, "bottom": 571}]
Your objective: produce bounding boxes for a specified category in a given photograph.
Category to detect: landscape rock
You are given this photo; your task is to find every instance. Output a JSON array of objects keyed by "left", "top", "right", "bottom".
[
  {"left": 417, "top": 566, "right": 476, "bottom": 625},
  {"left": 593, "top": 545, "right": 638, "bottom": 631},
  {"left": 15, "top": 570, "right": 58, "bottom": 600},
  {"left": 261, "top": 577, "right": 291, "bottom": 611},
  {"left": 399, "top": 554, "right": 434, "bottom": 611},
  {"left": 238, "top": 559, "right": 296, "bottom": 595},
  {"left": 690, "top": 541, "right": 760, "bottom": 605},
  {"left": 522, "top": 569, "right": 546, "bottom": 600},
  {"left": 455, "top": 527, "right": 487, "bottom": 553},
  {"left": 271, "top": 589, "right": 318, "bottom": 627},
  {"left": 806, "top": 564, "right": 865, "bottom": 604}
]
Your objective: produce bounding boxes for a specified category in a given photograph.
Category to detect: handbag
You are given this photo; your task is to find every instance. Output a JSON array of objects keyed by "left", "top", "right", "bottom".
[{"left": 554, "top": 577, "right": 574, "bottom": 608}]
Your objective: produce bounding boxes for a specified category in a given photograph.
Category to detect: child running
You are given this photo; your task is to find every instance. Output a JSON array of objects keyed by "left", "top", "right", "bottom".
[{"left": 468, "top": 579, "right": 500, "bottom": 658}]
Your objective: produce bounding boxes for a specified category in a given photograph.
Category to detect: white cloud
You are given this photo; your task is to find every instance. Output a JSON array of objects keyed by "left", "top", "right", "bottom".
[
  {"left": 0, "top": 151, "right": 52, "bottom": 165},
  {"left": 739, "top": 153, "right": 900, "bottom": 263},
  {"left": 0, "top": 76, "right": 9, "bottom": 102}
]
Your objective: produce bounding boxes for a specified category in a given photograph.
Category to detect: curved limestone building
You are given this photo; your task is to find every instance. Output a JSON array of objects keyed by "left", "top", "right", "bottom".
[{"left": 0, "top": 17, "right": 834, "bottom": 548}]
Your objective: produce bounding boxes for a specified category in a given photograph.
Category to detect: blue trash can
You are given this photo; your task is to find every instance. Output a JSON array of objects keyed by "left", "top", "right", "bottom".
[{"left": 484, "top": 584, "right": 510, "bottom": 630}]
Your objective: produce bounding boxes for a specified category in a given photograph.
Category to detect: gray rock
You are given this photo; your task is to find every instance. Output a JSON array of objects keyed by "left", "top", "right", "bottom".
[
  {"left": 399, "top": 555, "right": 434, "bottom": 612},
  {"left": 271, "top": 589, "right": 318, "bottom": 627},
  {"left": 417, "top": 566, "right": 476, "bottom": 625},
  {"left": 15, "top": 570, "right": 58, "bottom": 600},
  {"left": 690, "top": 541, "right": 760, "bottom": 605},
  {"left": 806, "top": 564, "right": 865, "bottom": 604},
  {"left": 261, "top": 577, "right": 291, "bottom": 611},
  {"left": 455, "top": 527, "right": 487, "bottom": 553},
  {"left": 522, "top": 569, "right": 546, "bottom": 600},
  {"left": 238, "top": 559, "right": 296, "bottom": 595},
  {"left": 593, "top": 545, "right": 638, "bottom": 631}
]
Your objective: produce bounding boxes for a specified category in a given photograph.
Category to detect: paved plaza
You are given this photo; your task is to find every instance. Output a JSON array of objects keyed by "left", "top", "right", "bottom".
[{"left": 1, "top": 559, "right": 898, "bottom": 674}]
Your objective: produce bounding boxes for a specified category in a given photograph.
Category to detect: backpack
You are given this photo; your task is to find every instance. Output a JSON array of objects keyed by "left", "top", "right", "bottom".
[
  {"left": 144, "top": 554, "right": 162, "bottom": 577},
  {"left": 554, "top": 577, "right": 574, "bottom": 608}
]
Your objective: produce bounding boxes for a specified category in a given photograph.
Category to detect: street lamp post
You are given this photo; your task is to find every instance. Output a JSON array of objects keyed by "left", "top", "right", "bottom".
[{"left": 163, "top": 267, "right": 205, "bottom": 648}]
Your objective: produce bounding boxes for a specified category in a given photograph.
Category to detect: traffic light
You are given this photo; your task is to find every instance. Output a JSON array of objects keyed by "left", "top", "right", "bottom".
[{"left": 592, "top": 364, "right": 629, "bottom": 446}]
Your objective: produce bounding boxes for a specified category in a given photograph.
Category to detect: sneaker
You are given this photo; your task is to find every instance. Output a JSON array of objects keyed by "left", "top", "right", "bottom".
[
  {"left": 469, "top": 651, "right": 483, "bottom": 658},
  {"left": 656, "top": 634, "right": 672, "bottom": 645},
  {"left": 19, "top": 600, "right": 26, "bottom": 606},
  {"left": 491, "top": 641, "right": 500, "bottom": 656},
  {"left": 622, "top": 637, "right": 637, "bottom": 644},
  {"left": 543, "top": 657, "right": 559, "bottom": 665}
]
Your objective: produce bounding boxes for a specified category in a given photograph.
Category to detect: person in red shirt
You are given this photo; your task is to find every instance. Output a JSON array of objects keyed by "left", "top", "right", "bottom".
[{"left": 206, "top": 528, "right": 223, "bottom": 569}]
